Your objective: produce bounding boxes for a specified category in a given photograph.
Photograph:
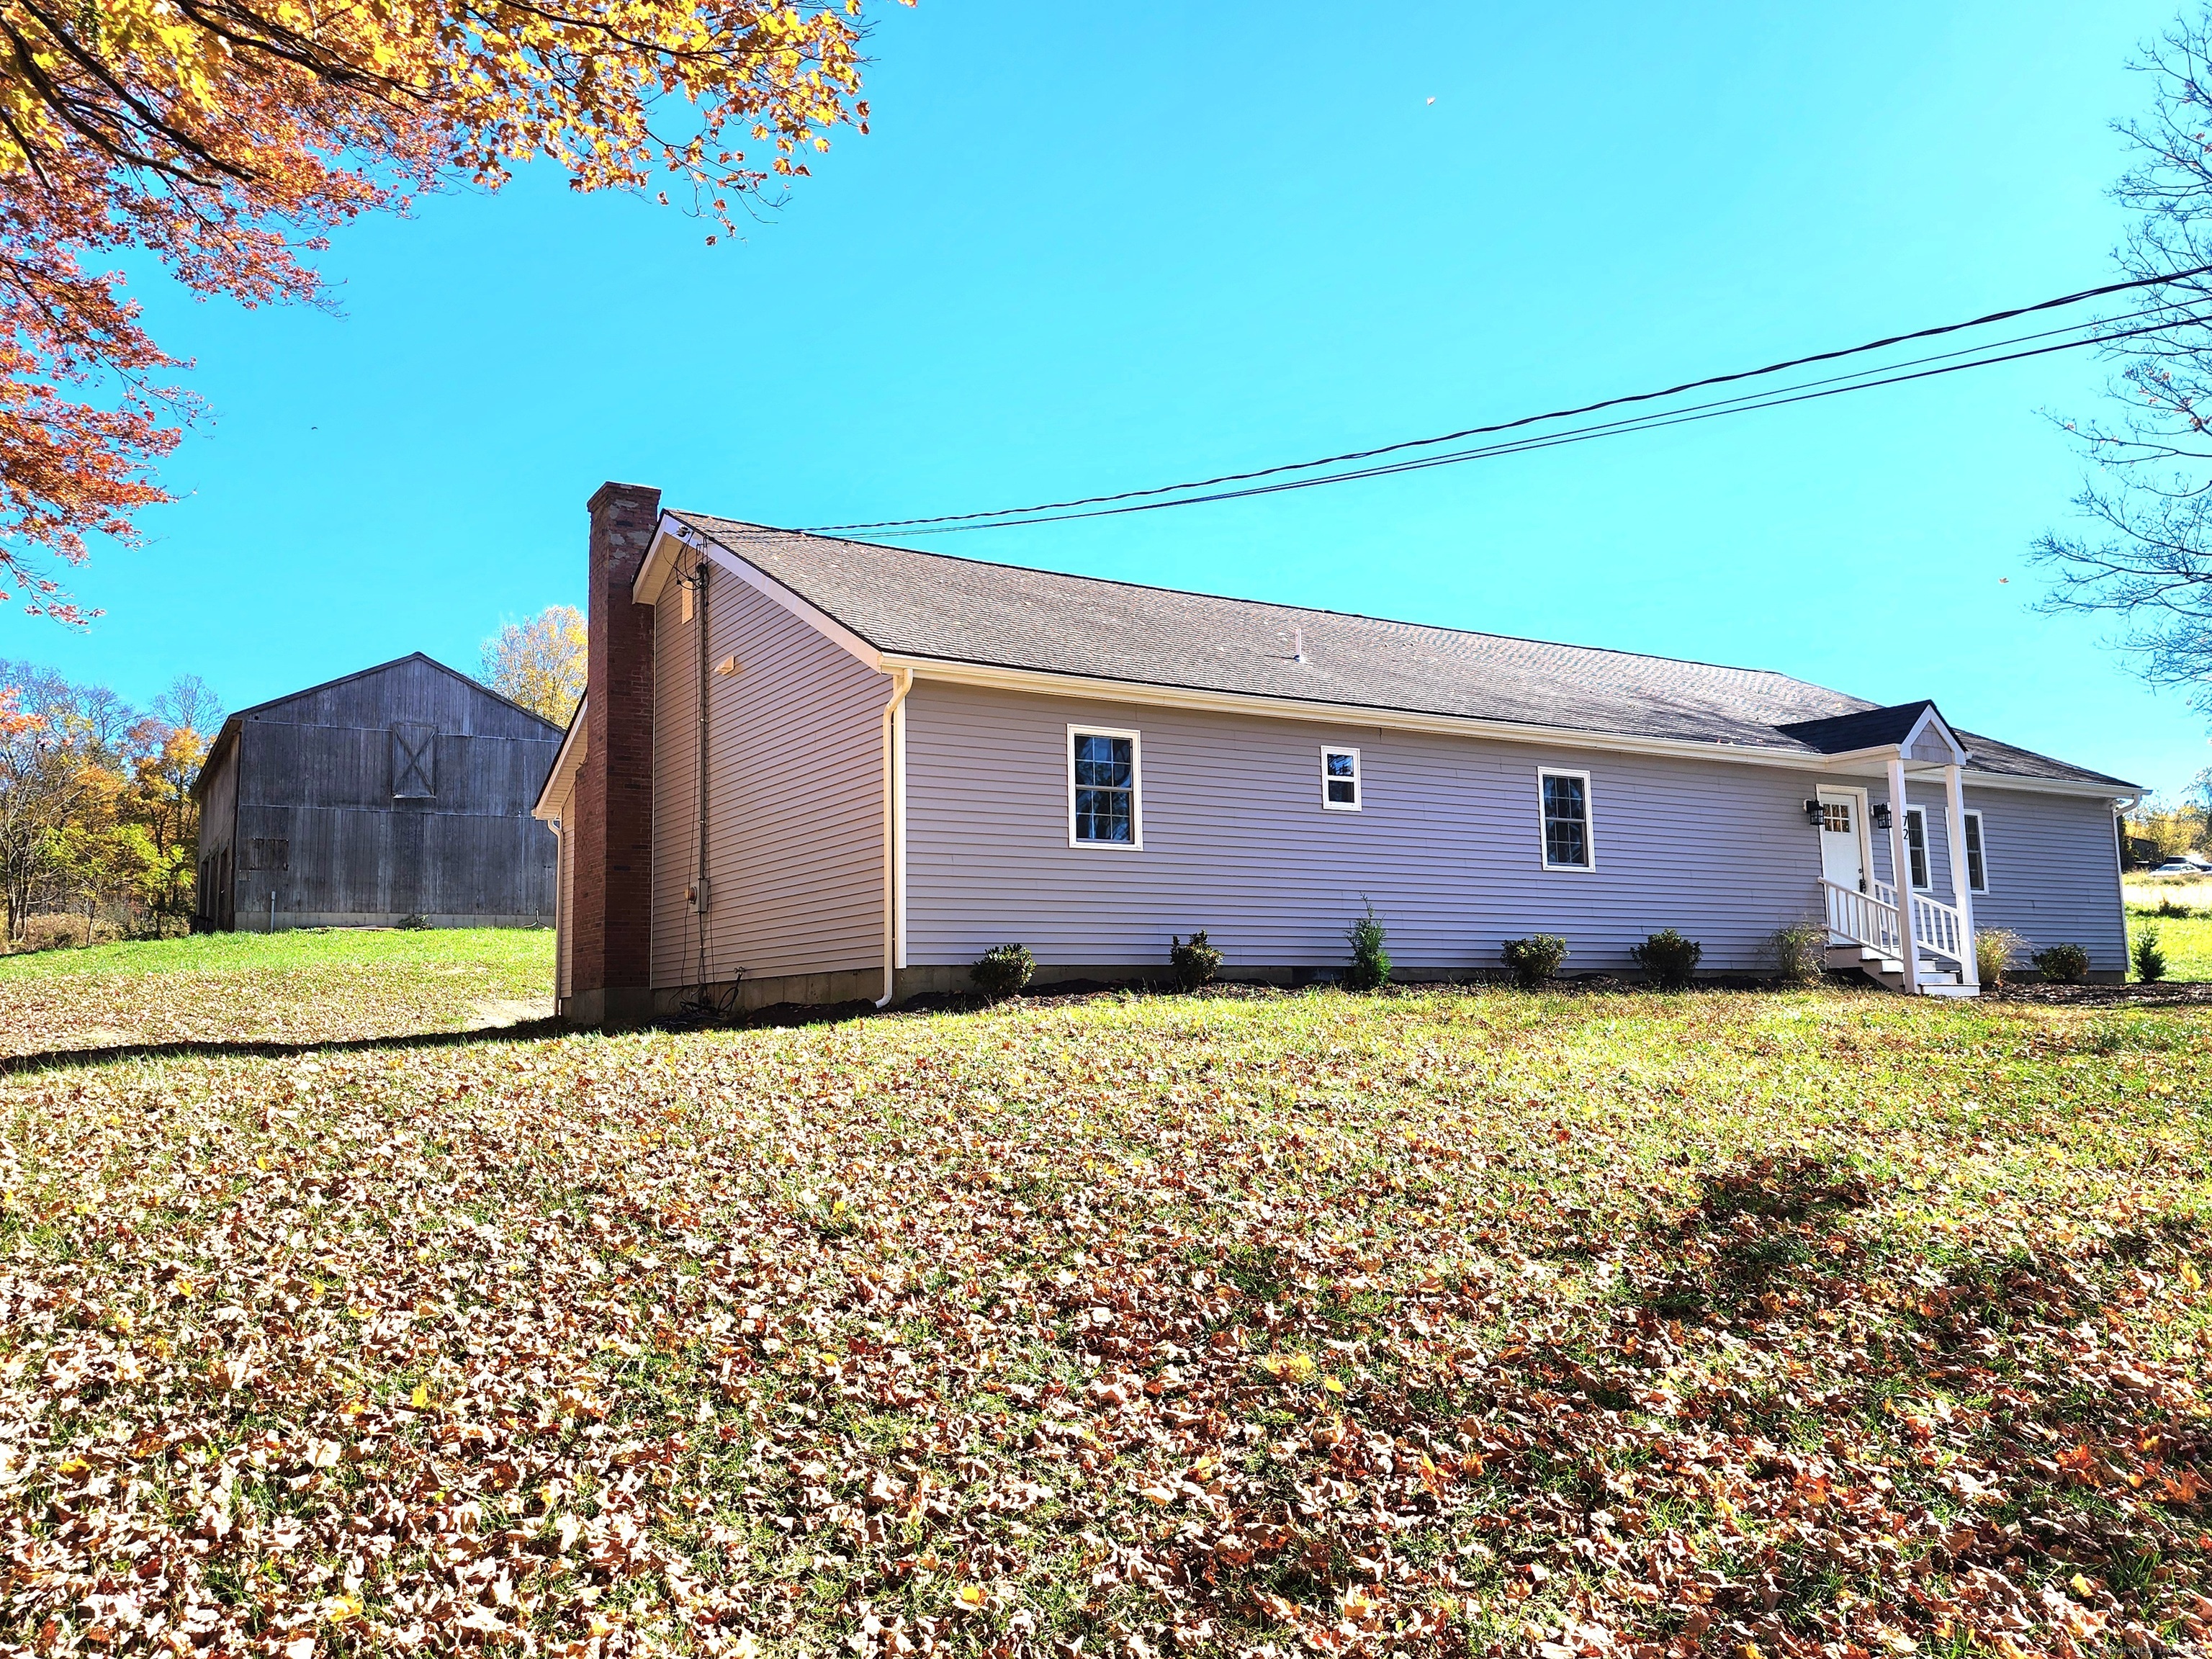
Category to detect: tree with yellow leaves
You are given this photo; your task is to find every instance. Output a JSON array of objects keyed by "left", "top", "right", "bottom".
[
  {"left": 0, "top": 0, "right": 894, "bottom": 620},
  {"left": 482, "top": 603, "right": 587, "bottom": 725}
]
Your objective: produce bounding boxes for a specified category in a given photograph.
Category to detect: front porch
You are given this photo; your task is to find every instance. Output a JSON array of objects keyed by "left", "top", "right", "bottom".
[{"left": 1781, "top": 701, "right": 1986, "bottom": 997}]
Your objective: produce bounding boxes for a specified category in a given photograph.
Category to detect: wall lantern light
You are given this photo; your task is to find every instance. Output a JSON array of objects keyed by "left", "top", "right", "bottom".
[
  {"left": 1871, "top": 803, "right": 1893, "bottom": 830},
  {"left": 1804, "top": 799, "right": 1825, "bottom": 827}
]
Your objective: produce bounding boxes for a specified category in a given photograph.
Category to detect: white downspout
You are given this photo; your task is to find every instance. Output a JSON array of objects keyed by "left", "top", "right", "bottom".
[{"left": 876, "top": 667, "right": 914, "bottom": 1008}]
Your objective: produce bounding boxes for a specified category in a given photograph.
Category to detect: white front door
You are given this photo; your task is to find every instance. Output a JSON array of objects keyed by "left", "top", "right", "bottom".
[{"left": 1816, "top": 788, "right": 1867, "bottom": 941}]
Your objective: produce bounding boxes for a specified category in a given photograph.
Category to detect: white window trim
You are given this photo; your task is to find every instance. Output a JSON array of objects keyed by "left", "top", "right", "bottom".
[
  {"left": 1962, "top": 808, "right": 1990, "bottom": 894},
  {"left": 1321, "top": 745, "right": 1362, "bottom": 812},
  {"left": 1537, "top": 767, "right": 1596, "bottom": 871},
  {"left": 1067, "top": 724, "right": 1143, "bottom": 850},
  {"left": 1903, "top": 805, "right": 1933, "bottom": 891}
]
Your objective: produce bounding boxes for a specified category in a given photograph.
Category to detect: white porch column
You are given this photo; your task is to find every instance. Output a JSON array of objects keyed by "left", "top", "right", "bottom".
[
  {"left": 1885, "top": 754, "right": 1920, "bottom": 994},
  {"left": 1941, "top": 761, "right": 1979, "bottom": 992}
]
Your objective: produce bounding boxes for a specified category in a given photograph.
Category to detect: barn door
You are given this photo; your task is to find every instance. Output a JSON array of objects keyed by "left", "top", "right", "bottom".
[{"left": 391, "top": 722, "right": 438, "bottom": 799}]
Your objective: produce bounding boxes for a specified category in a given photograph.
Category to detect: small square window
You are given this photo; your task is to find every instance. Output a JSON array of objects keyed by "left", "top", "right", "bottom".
[
  {"left": 1821, "top": 801, "right": 1851, "bottom": 834},
  {"left": 1539, "top": 769, "right": 1593, "bottom": 870},
  {"left": 1321, "top": 747, "right": 1361, "bottom": 811}
]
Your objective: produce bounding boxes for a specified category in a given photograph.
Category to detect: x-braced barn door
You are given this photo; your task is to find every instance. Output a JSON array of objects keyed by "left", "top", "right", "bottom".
[{"left": 391, "top": 722, "right": 437, "bottom": 799}]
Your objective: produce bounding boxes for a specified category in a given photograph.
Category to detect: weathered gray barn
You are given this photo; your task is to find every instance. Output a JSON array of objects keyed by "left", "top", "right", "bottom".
[{"left": 193, "top": 654, "right": 562, "bottom": 931}]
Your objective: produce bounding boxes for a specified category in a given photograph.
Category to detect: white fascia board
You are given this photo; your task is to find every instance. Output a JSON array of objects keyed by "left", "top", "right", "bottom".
[
  {"left": 692, "top": 541, "right": 884, "bottom": 671},
  {"left": 634, "top": 516, "right": 886, "bottom": 672},
  {"left": 886, "top": 655, "right": 2139, "bottom": 796},
  {"left": 631, "top": 516, "right": 706, "bottom": 606},
  {"left": 886, "top": 656, "right": 1840, "bottom": 773},
  {"left": 532, "top": 696, "right": 588, "bottom": 821},
  {"left": 1957, "top": 768, "right": 2141, "bottom": 802}
]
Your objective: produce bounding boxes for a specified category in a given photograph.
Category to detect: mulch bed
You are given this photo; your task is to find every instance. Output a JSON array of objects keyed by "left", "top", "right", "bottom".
[{"left": 1990, "top": 979, "right": 2212, "bottom": 1006}]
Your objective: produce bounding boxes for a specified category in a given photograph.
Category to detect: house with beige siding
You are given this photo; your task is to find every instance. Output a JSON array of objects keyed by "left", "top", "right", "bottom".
[{"left": 537, "top": 482, "right": 2139, "bottom": 1024}]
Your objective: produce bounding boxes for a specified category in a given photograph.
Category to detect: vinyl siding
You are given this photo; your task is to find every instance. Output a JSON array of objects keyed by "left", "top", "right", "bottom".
[
  {"left": 906, "top": 682, "right": 1840, "bottom": 974},
  {"left": 902, "top": 682, "right": 2130, "bottom": 976},
  {"left": 647, "top": 565, "right": 891, "bottom": 989},
  {"left": 1955, "top": 789, "right": 2126, "bottom": 971}
]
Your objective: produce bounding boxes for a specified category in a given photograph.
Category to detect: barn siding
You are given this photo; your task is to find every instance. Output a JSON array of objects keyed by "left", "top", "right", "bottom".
[
  {"left": 901, "top": 680, "right": 2128, "bottom": 977},
  {"left": 203, "top": 656, "right": 560, "bottom": 929},
  {"left": 647, "top": 562, "right": 891, "bottom": 990}
]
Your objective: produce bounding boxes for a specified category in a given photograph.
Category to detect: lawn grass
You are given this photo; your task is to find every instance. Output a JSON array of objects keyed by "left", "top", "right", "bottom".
[
  {"left": 0, "top": 925, "right": 552, "bottom": 1056},
  {"left": 2, "top": 972, "right": 2208, "bottom": 1658},
  {"left": 2128, "top": 906, "right": 2212, "bottom": 981}
]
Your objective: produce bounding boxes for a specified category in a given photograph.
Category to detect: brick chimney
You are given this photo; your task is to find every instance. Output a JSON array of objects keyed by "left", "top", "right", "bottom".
[{"left": 567, "top": 480, "right": 661, "bottom": 1027}]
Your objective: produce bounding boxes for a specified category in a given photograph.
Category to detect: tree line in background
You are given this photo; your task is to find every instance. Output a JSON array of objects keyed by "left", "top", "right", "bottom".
[
  {"left": 0, "top": 664, "right": 220, "bottom": 943},
  {"left": 2127, "top": 786, "right": 2212, "bottom": 866}
]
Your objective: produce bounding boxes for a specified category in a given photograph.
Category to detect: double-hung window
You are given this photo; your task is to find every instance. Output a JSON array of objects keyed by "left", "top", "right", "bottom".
[
  {"left": 1069, "top": 727, "right": 1141, "bottom": 848},
  {"left": 1903, "top": 806, "right": 1931, "bottom": 889},
  {"left": 1321, "top": 747, "right": 1361, "bottom": 811},
  {"left": 1538, "top": 768, "right": 1593, "bottom": 869},
  {"left": 1962, "top": 810, "right": 1988, "bottom": 893}
]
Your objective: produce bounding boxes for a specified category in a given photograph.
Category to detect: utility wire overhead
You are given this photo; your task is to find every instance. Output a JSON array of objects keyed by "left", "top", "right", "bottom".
[{"left": 804, "top": 264, "right": 2212, "bottom": 539}]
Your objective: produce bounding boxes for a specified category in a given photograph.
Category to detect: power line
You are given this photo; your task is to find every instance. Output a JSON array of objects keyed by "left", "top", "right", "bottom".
[
  {"left": 889, "top": 307, "right": 2211, "bottom": 535},
  {"left": 805, "top": 265, "right": 2212, "bottom": 538}
]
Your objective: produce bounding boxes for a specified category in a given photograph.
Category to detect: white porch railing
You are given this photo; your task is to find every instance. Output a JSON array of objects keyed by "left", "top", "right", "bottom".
[
  {"left": 1820, "top": 878, "right": 1970, "bottom": 970},
  {"left": 1821, "top": 878, "right": 1900, "bottom": 957},
  {"left": 1907, "top": 889, "right": 1968, "bottom": 968}
]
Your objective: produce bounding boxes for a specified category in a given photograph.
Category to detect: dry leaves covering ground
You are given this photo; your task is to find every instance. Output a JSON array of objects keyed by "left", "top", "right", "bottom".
[
  {"left": 0, "top": 931, "right": 553, "bottom": 1058},
  {"left": 1, "top": 974, "right": 2210, "bottom": 1659}
]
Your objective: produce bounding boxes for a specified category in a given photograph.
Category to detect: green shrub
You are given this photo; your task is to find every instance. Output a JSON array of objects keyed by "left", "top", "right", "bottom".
[
  {"left": 1500, "top": 934, "right": 1568, "bottom": 989},
  {"left": 1631, "top": 928, "right": 1704, "bottom": 990},
  {"left": 971, "top": 943, "right": 1035, "bottom": 1001},
  {"left": 1974, "top": 927, "right": 2026, "bottom": 987},
  {"left": 2031, "top": 942, "right": 2092, "bottom": 985},
  {"left": 1344, "top": 904, "right": 1390, "bottom": 991},
  {"left": 2157, "top": 894, "right": 2198, "bottom": 919},
  {"left": 395, "top": 912, "right": 433, "bottom": 931},
  {"left": 1772, "top": 921, "right": 1826, "bottom": 986},
  {"left": 2134, "top": 927, "right": 2169, "bottom": 984},
  {"left": 1169, "top": 930, "right": 1223, "bottom": 992}
]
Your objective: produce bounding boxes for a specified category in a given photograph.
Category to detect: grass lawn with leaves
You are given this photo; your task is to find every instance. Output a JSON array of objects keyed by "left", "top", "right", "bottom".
[
  {"left": 2128, "top": 907, "right": 2212, "bottom": 982},
  {"left": 0, "top": 927, "right": 552, "bottom": 1058},
  {"left": 2, "top": 971, "right": 2210, "bottom": 1658}
]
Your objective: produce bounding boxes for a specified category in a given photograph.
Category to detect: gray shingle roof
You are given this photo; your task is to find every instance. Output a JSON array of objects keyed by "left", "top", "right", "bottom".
[{"left": 675, "top": 514, "right": 2134, "bottom": 791}]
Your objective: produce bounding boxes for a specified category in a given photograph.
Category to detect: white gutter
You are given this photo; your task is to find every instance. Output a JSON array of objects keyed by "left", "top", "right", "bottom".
[{"left": 874, "top": 667, "right": 915, "bottom": 1008}]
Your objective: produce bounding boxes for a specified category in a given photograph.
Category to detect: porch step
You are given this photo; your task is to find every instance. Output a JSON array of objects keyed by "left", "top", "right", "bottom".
[{"left": 1824, "top": 943, "right": 1977, "bottom": 997}]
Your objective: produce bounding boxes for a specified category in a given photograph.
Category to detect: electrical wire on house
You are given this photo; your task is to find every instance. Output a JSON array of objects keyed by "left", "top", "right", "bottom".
[{"left": 803, "top": 264, "right": 2212, "bottom": 538}]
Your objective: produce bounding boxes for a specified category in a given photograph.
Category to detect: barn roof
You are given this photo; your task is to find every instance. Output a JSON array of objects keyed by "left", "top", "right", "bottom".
[{"left": 192, "top": 652, "right": 560, "bottom": 801}]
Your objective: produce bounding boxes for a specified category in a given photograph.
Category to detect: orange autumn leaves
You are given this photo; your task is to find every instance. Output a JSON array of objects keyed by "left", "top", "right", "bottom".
[{"left": 0, "top": 0, "right": 896, "bottom": 617}]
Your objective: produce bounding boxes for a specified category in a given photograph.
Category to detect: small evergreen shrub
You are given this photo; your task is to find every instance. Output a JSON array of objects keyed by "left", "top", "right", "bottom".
[
  {"left": 2134, "top": 927, "right": 2169, "bottom": 984},
  {"left": 396, "top": 912, "right": 433, "bottom": 930},
  {"left": 1500, "top": 934, "right": 1568, "bottom": 989},
  {"left": 1974, "top": 928, "right": 2026, "bottom": 987},
  {"left": 1632, "top": 928, "right": 1704, "bottom": 990},
  {"left": 1772, "top": 921, "right": 1826, "bottom": 986},
  {"left": 1169, "top": 930, "right": 1224, "bottom": 992},
  {"left": 1344, "top": 904, "right": 1390, "bottom": 991},
  {"left": 971, "top": 943, "right": 1035, "bottom": 1000},
  {"left": 2030, "top": 942, "right": 2091, "bottom": 985}
]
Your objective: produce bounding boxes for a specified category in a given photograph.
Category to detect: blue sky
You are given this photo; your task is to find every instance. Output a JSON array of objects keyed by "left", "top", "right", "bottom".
[{"left": 14, "top": 0, "right": 2211, "bottom": 796}]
